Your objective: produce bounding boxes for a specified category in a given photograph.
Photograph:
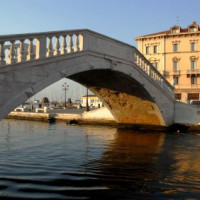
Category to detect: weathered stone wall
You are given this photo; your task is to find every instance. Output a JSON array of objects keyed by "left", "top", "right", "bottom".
[{"left": 70, "top": 70, "right": 166, "bottom": 126}]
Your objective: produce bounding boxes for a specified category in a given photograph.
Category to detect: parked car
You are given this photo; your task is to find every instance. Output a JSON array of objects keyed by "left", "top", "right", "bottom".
[{"left": 190, "top": 100, "right": 200, "bottom": 107}]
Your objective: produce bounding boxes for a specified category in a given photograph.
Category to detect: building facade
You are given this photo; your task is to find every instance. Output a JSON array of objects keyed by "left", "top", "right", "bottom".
[
  {"left": 135, "top": 22, "right": 200, "bottom": 103},
  {"left": 81, "top": 95, "right": 103, "bottom": 108}
]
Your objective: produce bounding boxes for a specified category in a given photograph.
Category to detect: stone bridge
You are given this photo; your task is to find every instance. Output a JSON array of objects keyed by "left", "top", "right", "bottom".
[{"left": 0, "top": 29, "right": 198, "bottom": 127}]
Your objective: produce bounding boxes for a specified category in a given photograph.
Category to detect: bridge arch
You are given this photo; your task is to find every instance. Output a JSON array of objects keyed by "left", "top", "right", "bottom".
[
  {"left": 0, "top": 54, "right": 173, "bottom": 126},
  {"left": 69, "top": 69, "right": 165, "bottom": 126}
]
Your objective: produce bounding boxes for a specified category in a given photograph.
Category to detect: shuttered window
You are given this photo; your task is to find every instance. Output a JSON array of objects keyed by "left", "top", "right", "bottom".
[{"left": 188, "top": 93, "right": 199, "bottom": 100}]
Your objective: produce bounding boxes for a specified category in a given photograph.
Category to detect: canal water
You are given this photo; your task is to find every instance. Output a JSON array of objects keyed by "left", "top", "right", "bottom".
[{"left": 0, "top": 119, "right": 200, "bottom": 199}]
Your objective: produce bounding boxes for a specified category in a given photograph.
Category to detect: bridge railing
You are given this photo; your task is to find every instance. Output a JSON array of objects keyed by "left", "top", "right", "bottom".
[
  {"left": 134, "top": 50, "right": 174, "bottom": 96},
  {"left": 0, "top": 30, "right": 84, "bottom": 66}
]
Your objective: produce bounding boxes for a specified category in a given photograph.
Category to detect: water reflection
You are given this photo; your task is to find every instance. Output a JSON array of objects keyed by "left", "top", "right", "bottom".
[
  {"left": 0, "top": 120, "right": 200, "bottom": 199},
  {"left": 82, "top": 129, "right": 167, "bottom": 198}
]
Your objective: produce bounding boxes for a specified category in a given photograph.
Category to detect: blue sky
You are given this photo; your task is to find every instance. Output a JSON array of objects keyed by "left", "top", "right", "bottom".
[
  {"left": 1, "top": 0, "right": 200, "bottom": 101},
  {"left": 1, "top": 0, "right": 200, "bottom": 46}
]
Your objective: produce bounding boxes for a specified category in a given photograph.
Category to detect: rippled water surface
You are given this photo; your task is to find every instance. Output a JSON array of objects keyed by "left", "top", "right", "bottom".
[{"left": 0, "top": 119, "right": 200, "bottom": 199}]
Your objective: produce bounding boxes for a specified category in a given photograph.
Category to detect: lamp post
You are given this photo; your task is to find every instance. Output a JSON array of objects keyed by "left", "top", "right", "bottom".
[
  {"left": 86, "top": 87, "right": 89, "bottom": 111},
  {"left": 62, "top": 82, "right": 69, "bottom": 109}
]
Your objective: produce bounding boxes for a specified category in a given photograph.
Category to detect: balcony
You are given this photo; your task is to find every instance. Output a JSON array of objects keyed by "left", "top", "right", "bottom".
[
  {"left": 187, "top": 69, "right": 200, "bottom": 76},
  {"left": 174, "top": 84, "right": 200, "bottom": 89},
  {"left": 173, "top": 70, "right": 181, "bottom": 76}
]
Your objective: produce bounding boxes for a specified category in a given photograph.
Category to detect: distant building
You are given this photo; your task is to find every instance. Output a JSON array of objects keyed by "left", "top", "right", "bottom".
[
  {"left": 135, "top": 22, "right": 200, "bottom": 103},
  {"left": 81, "top": 95, "right": 103, "bottom": 108}
]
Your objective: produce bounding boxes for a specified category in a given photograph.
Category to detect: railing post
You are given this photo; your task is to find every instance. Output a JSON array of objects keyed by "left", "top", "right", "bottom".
[
  {"left": 54, "top": 36, "right": 60, "bottom": 56},
  {"left": 80, "top": 31, "right": 89, "bottom": 51},
  {"left": 27, "top": 38, "right": 34, "bottom": 61},
  {"left": 149, "top": 67, "right": 153, "bottom": 78},
  {"left": 46, "top": 36, "right": 53, "bottom": 57},
  {"left": 18, "top": 39, "right": 26, "bottom": 62},
  {"left": 79, "top": 33, "right": 84, "bottom": 51},
  {"left": 61, "top": 35, "right": 67, "bottom": 55},
  {"left": 67, "top": 34, "right": 73, "bottom": 53},
  {"left": 8, "top": 40, "right": 16, "bottom": 64},
  {"left": 74, "top": 34, "right": 80, "bottom": 52},
  {"left": 36, "top": 35, "right": 46, "bottom": 59}
]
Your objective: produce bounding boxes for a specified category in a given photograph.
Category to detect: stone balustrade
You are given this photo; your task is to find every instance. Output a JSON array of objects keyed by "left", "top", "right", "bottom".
[
  {"left": 135, "top": 51, "right": 174, "bottom": 96},
  {"left": 0, "top": 30, "right": 84, "bottom": 66}
]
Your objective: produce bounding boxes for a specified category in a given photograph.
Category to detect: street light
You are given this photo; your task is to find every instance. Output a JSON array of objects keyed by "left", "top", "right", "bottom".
[
  {"left": 62, "top": 82, "right": 69, "bottom": 109},
  {"left": 86, "top": 87, "right": 89, "bottom": 111}
]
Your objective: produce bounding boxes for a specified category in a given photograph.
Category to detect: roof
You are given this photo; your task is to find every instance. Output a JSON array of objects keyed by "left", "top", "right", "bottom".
[
  {"left": 138, "top": 30, "right": 169, "bottom": 38},
  {"left": 135, "top": 22, "right": 200, "bottom": 40}
]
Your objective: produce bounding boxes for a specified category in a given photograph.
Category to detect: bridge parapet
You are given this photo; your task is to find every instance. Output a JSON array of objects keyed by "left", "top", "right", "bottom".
[
  {"left": 0, "top": 30, "right": 84, "bottom": 66},
  {"left": 134, "top": 50, "right": 174, "bottom": 97}
]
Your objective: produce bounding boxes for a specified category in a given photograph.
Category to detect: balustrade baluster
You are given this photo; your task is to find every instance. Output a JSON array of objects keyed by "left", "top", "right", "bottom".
[
  {"left": 143, "top": 61, "right": 146, "bottom": 70},
  {"left": 8, "top": 40, "right": 16, "bottom": 64},
  {"left": 151, "top": 70, "right": 154, "bottom": 79},
  {"left": 74, "top": 34, "right": 80, "bottom": 52},
  {"left": 149, "top": 67, "right": 152, "bottom": 78},
  {"left": 145, "top": 64, "right": 149, "bottom": 74},
  {"left": 143, "top": 61, "right": 145, "bottom": 71},
  {"left": 27, "top": 38, "right": 34, "bottom": 60},
  {"left": 154, "top": 73, "right": 156, "bottom": 81},
  {"left": 47, "top": 37, "right": 53, "bottom": 57},
  {"left": 18, "top": 39, "right": 26, "bottom": 62},
  {"left": 159, "top": 77, "right": 162, "bottom": 85},
  {"left": 137, "top": 55, "right": 139, "bottom": 65},
  {"left": 155, "top": 74, "right": 158, "bottom": 82},
  {"left": 54, "top": 36, "right": 60, "bottom": 56},
  {"left": 143, "top": 63, "right": 146, "bottom": 72},
  {"left": 157, "top": 76, "right": 160, "bottom": 84},
  {"left": 0, "top": 41, "right": 5, "bottom": 65},
  {"left": 67, "top": 34, "right": 73, "bottom": 53},
  {"left": 154, "top": 71, "right": 156, "bottom": 80},
  {"left": 138, "top": 57, "right": 141, "bottom": 66},
  {"left": 145, "top": 63, "right": 148, "bottom": 74},
  {"left": 141, "top": 60, "right": 143, "bottom": 70},
  {"left": 146, "top": 64, "right": 150, "bottom": 76},
  {"left": 61, "top": 35, "right": 67, "bottom": 55}
]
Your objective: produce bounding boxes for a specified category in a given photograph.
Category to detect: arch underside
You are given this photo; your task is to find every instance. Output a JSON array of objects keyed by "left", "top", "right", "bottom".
[
  {"left": 0, "top": 53, "right": 166, "bottom": 126},
  {"left": 69, "top": 70, "right": 165, "bottom": 126}
]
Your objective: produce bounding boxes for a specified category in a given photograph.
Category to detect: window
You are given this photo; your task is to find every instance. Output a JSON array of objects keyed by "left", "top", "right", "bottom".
[
  {"left": 189, "top": 27, "right": 197, "bottom": 32},
  {"left": 191, "top": 75, "right": 197, "bottom": 84},
  {"left": 173, "top": 76, "right": 179, "bottom": 85},
  {"left": 153, "top": 45, "right": 158, "bottom": 53},
  {"left": 173, "top": 61, "right": 178, "bottom": 71},
  {"left": 188, "top": 93, "right": 199, "bottom": 100},
  {"left": 172, "top": 29, "right": 179, "bottom": 34},
  {"left": 175, "top": 93, "right": 181, "bottom": 101},
  {"left": 191, "top": 42, "right": 196, "bottom": 51},
  {"left": 191, "top": 61, "right": 196, "bottom": 70},
  {"left": 173, "top": 43, "right": 178, "bottom": 52},
  {"left": 146, "top": 46, "right": 150, "bottom": 54}
]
